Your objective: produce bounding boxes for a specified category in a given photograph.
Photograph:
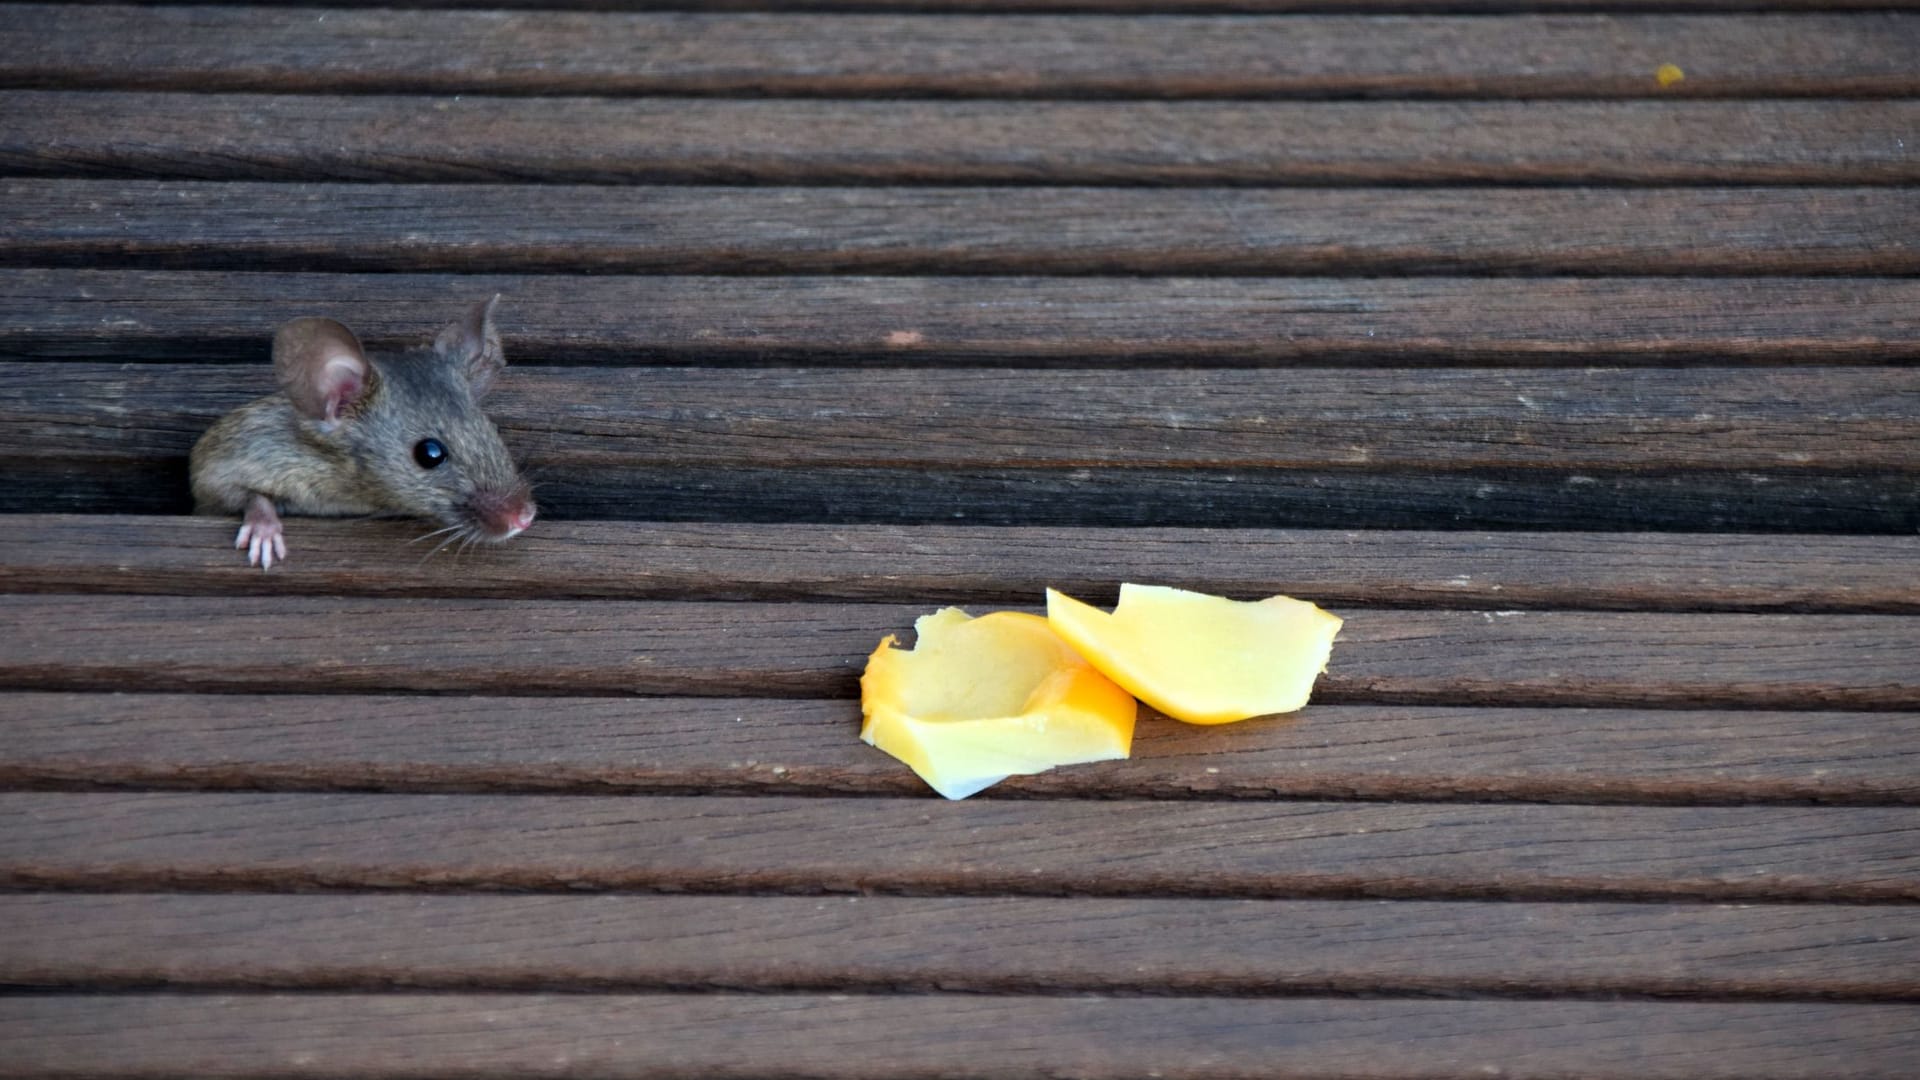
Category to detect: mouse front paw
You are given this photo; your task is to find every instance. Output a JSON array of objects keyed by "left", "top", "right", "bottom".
[{"left": 235, "top": 495, "right": 287, "bottom": 570}]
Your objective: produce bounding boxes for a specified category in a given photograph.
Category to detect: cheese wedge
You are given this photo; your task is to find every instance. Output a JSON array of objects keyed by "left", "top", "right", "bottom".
[
  {"left": 860, "top": 607, "right": 1137, "bottom": 799},
  {"left": 1046, "top": 584, "right": 1341, "bottom": 725}
]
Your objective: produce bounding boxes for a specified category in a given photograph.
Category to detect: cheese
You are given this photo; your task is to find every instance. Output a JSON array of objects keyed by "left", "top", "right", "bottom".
[
  {"left": 1046, "top": 584, "right": 1341, "bottom": 725},
  {"left": 859, "top": 607, "right": 1136, "bottom": 799}
]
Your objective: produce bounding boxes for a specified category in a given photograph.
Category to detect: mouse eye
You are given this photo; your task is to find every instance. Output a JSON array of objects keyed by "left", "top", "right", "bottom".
[{"left": 413, "top": 438, "right": 448, "bottom": 470}]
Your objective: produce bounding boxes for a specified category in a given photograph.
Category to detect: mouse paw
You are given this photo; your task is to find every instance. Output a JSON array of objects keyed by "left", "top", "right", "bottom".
[{"left": 235, "top": 496, "right": 287, "bottom": 570}]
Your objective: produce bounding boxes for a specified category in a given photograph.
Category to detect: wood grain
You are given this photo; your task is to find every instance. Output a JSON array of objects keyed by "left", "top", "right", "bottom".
[
  {"left": 6, "top": 92, "right": 1917, "bottom": 184},
  {"left": 5, "top": 693, "right": 1917, "bottom": 804},
  {"left": 5, "top": 792, "right": 1919, "bottom": 900},
  {"left": 12, "top": 364, "right": 1917, "bottom": 469},
  {"left": 4, "top": 994, "right": 1917, "bottom": 1080},
  {"left": 5, "top": 517, "right": 1918, "bottom": 612},
  {"left": 3, "top": 894, "right": 1914, "bottom": 997},
  {"left": 1, "top": 595, "right": 1916, "bottom": 707},
  {"left": 10, "top": 271, "right": 1919, "bottom": 365},
  {"left": 10, "top": 181, "right": 1918, "bottom": 276},
  {"left": 19, "top": 460, "right": 1919, "bottom": 531},
  {"left": 10, "top": 362, "right": 1915, "bottom": 529},
  {"left": 6, "top": 10, "right": 1915, "bottom": 98}
]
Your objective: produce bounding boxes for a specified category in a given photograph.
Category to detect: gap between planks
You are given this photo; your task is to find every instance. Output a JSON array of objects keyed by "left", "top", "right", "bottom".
[
  {"left": 39, "top": 0, "right": 1920, "bottom": 11},
  {"left": 1, "top": 894, "right": 1913, "bottom": 1000},
  {"left": 4, "top": 693, "right": 1916, "bottom": 805},
  {"left": 4, "top": 9, "right": 1915, "bottom": 99}
]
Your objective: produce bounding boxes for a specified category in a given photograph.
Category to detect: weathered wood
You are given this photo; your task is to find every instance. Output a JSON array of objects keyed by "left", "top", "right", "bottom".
[
  {"left": 9, "top": 361, "right": 1915, "bottom": 529},
  {"left": 9, "top": 271, "right": 1918, "bottom": 365},
  {"left": 10, "top": 181, "right": 1918, "bottom": 276},
  {"left": 5, "top": 517, "right": 1918, "bottom": 612},
  {"left": 7, "top": 10, "right": 1916, "bottom": 98},
  {"left": 19, "top": 462, "right": 1918, "bottom": 532},
  {"left": 11, "top": 364, "right": 1917, "bottom": 469},
  {"left": 12, "top": 270, "right": 1920, "bottom": 365},
  {"left": 1, "top": 596, "right": 1915, "bottom": 707},
  {"left": 6, "top": 92, "right": 1917, "bottom": 184},
  {"left": 6, "top": 793, "right": 1919, "bottom": 900},
  {"left": 4, "top": 894, "right": 1914, "bottom": 997},
  {"left": 5, "top": 693, "right": 1917, "bottom": 803},
  {"left": 5, "top": 994, "right": 1917, "bottom": 1080}
]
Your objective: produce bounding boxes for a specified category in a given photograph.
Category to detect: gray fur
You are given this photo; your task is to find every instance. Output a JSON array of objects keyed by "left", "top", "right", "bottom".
[{"left": 190, "top": 300, "right": 530, "bottom": 539}]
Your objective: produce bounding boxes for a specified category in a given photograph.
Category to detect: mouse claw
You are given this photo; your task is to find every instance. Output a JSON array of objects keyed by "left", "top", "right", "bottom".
[
  {"left": 238, "top": 496, "right": 287, "bottom": 571},
  {"left": 246, "top": 529, "right": 287, "bottom": 570}
]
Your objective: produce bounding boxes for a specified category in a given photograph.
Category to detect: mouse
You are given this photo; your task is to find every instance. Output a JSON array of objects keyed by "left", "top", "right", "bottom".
[{"left": 189, "top": 296, "right": 536, "bottom": 569}]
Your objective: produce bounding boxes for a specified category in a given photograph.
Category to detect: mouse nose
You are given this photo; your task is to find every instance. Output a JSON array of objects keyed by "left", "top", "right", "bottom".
[
  {"left": 471, "top": 488, "right": 536, "bottom": 540},
  {"left": 504, "top": 503, "right": 536, "bottom": 537}
]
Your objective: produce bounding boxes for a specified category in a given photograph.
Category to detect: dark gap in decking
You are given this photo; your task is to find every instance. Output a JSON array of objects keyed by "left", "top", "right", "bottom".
[
  {"left": 0, "top": 980, "right": 1913, "bottom": 1004},
  {"left": 4, "top": 878, "right": 1918, "bottom": 905},
  {"left": 6, "top": 1, "right": 1917, "bottom": 12},
  {"left": 7, "top": 257, "right": 1919, "bottom": 279},
  {"left": 4, "top": 773, "right": 1917, "bottom": 807},
  {"left": 11, "top": 678, "right": 1920, "bottom": 712}
]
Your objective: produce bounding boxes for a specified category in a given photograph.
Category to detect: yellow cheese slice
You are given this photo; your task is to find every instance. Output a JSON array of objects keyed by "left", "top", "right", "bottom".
[
  {"left": 860, "top": 607, "right": 1137, "bottom": 799},
  {"left": 1046, "top": 584, "right": 1341, "bottom": 725}
]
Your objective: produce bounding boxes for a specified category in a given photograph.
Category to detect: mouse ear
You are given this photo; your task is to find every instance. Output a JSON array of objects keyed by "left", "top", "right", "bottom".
[
  {"left": 434, "top": 295, "right": 505, "bottom": 399},
  {"left": 273, "top": 317, "right": 371, "bottom": 424}
]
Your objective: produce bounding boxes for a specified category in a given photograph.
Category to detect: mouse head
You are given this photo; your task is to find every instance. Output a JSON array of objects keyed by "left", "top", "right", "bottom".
[{"left": 273, "top": 296, "right": 536, "bottom": 541}]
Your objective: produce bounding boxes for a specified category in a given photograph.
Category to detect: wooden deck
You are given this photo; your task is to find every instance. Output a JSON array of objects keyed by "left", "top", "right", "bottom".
[{"left": 2, "top": 1, "right": 1918, "bottom": 1076}]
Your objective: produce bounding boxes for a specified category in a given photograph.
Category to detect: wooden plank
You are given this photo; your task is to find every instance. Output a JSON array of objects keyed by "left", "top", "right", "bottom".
[
  {"left": 5, "top": 517, "right": 1918, "bottom": 612},
  {"left": 8, "top": 271, "right": 1917, "bottom": 365},
  {"left": 11, "top": 270, "right": 1920, "bottom": 365},
  {"left": 5, "top": 92, "right": 1916, "bottom": 184},
  {"left": 9, "top": 361, "right": 1915, "bottom": 529},
  {"left": 3, "top": 994, "right": 1916, "bottom": 1080},
  {"left": 4, "top": 894, "right": 1915, "bottom": 997},
  {"left": 10, "top": 364, "right": 1916, "bottom": 469},
  {"left": 6, "top": 10, "right": 1916, "bottom": 98},
  {"left": 17, "top": 459, "right": 1918, "bottom": 532},
  {"left": 10, "top": 181, "right": 1917, "bottom": 276},
  {"left": 1, "top": 595, "right": 1915, "bottom": 707},
  {"left": 5, "top": 693, "right": 1917, "bottom": 804},
  {"left": 5, "top": 793, "right": 1919, "bottom": 900}
]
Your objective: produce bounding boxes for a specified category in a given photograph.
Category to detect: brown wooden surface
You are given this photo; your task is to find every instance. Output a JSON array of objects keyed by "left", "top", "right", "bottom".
[
  {"left": 4, "top": 5, "right": 1916, "bottom": 1076},
  {"left": 6, "top": 517, "right": 1918, "bottom": 611},
  {"left": 7, "top": 93, "right": 1918, "bottom": 184},
  {"left": 10, "top": 180, "right": 1917, "bottom": 276},
  {"left": 7, "top": 792, "right": 1918, "bottom": 900},
  {"left": 6, "top": 692, "right": 1917, "bottom": 804},
  {"left": 24, "top": 458, "right": 1919, "bottom": 530},
  {"left": 5, "top": 595, "right": 1917, "bottom": 707},
  {"left": 9, "top": 270, "right": 1915, "bottom": 365},
  {"left": 5, "top": 994, "right": 1917, "bottom": 1080},
  {"left": 11, "top": 362, "right": 1914, "bottom": 529},
  {"left": 8, "top": 9, "right": 1917, "bottom": 98},
  {"left": 15, "top": 364, "right": 1917, "bottom": 467},
  {"left": 4, "top": 894, "right": 1916, "bottom": 997}
]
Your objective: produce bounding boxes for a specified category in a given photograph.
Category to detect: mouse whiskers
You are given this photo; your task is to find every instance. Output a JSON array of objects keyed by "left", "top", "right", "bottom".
[{"left": 410, "top": 522, "right": 483, "bottom": 566}]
